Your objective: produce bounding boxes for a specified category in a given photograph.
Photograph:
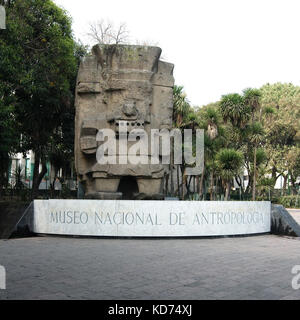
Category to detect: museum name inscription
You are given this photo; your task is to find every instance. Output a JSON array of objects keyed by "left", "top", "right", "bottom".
[{"left": 49, "top": 210, "right": 265, "bottom": 226}]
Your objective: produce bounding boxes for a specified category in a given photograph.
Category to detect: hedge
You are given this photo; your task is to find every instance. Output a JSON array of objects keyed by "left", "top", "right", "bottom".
[{"left": 277, "top": 195, "right": 300, "bottom": 209}]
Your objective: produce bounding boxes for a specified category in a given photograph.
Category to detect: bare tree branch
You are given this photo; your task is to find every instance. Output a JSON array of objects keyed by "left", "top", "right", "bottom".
[{"left": 87, "top": 19, "right": 129, "bottom": 45}]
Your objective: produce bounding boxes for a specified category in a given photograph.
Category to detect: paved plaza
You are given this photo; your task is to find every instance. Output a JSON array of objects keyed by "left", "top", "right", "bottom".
[
  {"left": 288, "top": 209, "right": 300, "bottom": 225},
  {"left": 0, "top": 234, "right": 300, "bottom": 300}
]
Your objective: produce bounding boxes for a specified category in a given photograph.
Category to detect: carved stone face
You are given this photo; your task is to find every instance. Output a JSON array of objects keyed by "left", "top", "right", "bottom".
[
  {"left": 75, "top": 45, "right": 174, "bottom": 199},
  {"left": 105, "top": 82, "right": 152, "bottom": 134}
]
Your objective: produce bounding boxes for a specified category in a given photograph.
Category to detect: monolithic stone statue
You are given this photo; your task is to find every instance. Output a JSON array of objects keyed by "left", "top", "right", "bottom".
[{"left": 75, "top": 45, "right": 174, "bottom": 199}]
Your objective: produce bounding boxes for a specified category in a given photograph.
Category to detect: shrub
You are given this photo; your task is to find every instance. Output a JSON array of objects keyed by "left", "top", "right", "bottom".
[{"left": 278, "top": 195, "right": 300, "bottom": 208}]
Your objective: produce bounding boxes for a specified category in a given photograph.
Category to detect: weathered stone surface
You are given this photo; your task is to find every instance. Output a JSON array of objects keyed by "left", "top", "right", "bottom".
[{"left": 75, "top": 45, "right": 174, "bottom": 199}]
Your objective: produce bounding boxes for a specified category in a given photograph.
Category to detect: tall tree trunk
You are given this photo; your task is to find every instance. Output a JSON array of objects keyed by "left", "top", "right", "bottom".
[
  {"left": 170, "top": 164, "right": 174, "bottom": 197},
  {"left": 210, "top": 171, "right": 214, "bottom": 200},
  {"left": 225, "top": 181, "right": 230, "bottom": 201},
  {"left": 235, "top": 175, "right": 245, "bottom": 198},
  {"left": 245, "top": 164, "right": 252, "bottom": 194},
  {"left": 165, "top": 173, "right": 169, "bottom": 196},
  {"left": 31, "top": 150, "right": 47, "bottom": 199},
  {"left": 181, "top": 167, "right": 186, "bottom": 200},
  {"left": 198, "top": 166, "right": 205, "bottom": 199},
  {"left": 252, "top": 147, "right": 257, "bottom": 201},
  {"left": 271, "top": 166, "right": 277, "bottom": 182},
  {"left": 193, "top": 176, "right": 196, "bottom": 194},
  {"left": 170, "top": 138, "right": 174, "bottom": 196},
  {"left": 291, "top": 178, "right": 297, "bottom": 195},
  {"left": 51, "top": 167, "right": 58, "bottom": 191},
  {"left": 177, "top": 165, "right": 180, "bottom": 197},
  {"left": 282, "top": 174, "right": 288, "bottom": 195}
]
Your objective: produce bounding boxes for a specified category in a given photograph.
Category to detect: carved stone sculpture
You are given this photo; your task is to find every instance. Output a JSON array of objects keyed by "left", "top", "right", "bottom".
[{"left": 75, "top": 45, "right": 174, "bottom": 199}]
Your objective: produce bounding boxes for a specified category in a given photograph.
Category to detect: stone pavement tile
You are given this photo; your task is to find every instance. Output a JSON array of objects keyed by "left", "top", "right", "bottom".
[
  {"left": 279, "top": 293, "right": 300, "bottom": 300},
  {"left": 210, "top": 290, "right": 233, "bottom": 299},
  {"left": 1, "top": 235, "right": 300, "bottom": 299}
]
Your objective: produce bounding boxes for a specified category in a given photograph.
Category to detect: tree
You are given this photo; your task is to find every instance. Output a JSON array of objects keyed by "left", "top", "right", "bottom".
[
  {"left": 243, "top": 88, "right": 262, "bottom": 120},
  {"left": 172, "top": 85, "right": 193, "bottom": 198},
  {"left": 263, "top": 121, "right": 297, "bottom": 192},
  {"left": 183, "top": 83, "right": 299, "bottom": 202},
  {"left": 216, "top": 149, "right": 244, "bottom": 201},
  {"left": 48, "top": 40, "right": 88, "bottom": 191},
  {"left": 220, "top": 93, "right": 250, "bottom": 128},
  {"left": 286, "top": 147, "right": 300, "bottom": 194},
  {"left": 196, "top": 104, "right": 226, "bottom": 199},
  {"left": 0, "top": 104, "right": 19, "bottom": 194},
  {"left": 173, "top": 85, "right": 191, "bottom": 128},
  {"left": 242, "top": 88, "right": 263, "bottom": 200},
  {"left": 248, "top": 122, "right": 265, "bottom": 200},
  {"left": 87, "top": 19, "right": 129, "bottom": 45},
  {"left": 1, "top": 0, "right": 78, "bottom": 198}
]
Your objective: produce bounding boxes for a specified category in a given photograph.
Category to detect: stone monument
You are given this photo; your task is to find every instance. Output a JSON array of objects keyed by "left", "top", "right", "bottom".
[{"left": 75, "top": 45, "right": 174, "bottom": 199}]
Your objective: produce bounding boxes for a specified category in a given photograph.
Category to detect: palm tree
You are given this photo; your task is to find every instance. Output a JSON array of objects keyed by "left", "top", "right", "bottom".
[
  {"left": 220, "top": 93, "right": 250, "bottom": 128},
  {"left": 202, "top": 107, "right": 220, "bottom": 200},
  {"left": 173, "top": 85, "right": 190, "bottom": 128},
  {"left": 204, "top": 107, "right": 219, "bottom": 140},
  {"left": 243, "top": 89, "right": 264, "bottom": 200},
  {"left": 172, "top": 85, "right": 192, "bottom": 198},
  {"left": 216, "top": 148, "right": 244, "bottom": 200},
  {"left": 243, "top": 88, "right": 262, "bottom": 121},
  {"left": 249, "top": 122, "right": 265, "bottom": 200}
]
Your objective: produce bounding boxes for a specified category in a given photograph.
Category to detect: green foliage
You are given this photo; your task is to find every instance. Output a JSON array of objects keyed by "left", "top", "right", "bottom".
[
  {"left": 203, "top": 106, "right": 220, "bottom": 125},
  {"left": 263, "top": 106, "right": 276, "bottom": 115},
  {"left": 11, "top": 164, "right": 26, "bottom": 190},
  {"left": 3, "top": 0, "right": 77, "bottom": 151},
  {"left": 220, "top": 93, "right": 250, "bottom": 127},
  {"left": 187, "top": 193, "right": 201, "bottom": 201},
  {"left": 278, "top": 195, "right": 300, "bottom": 209},
  {"left": 266, "top": 122, "right": 296, "bottom": 147},
  {"left": 60, "top": 183, "right": 76, "bottom": 199},
  {"left": 216, "top": 149, "right": 244, "bottom": 181},
  {"left": 173, "top": 85, "right": 192, "bottom": 128},
  {"left": 255, "top": 148, "right": 267, "bottom": 166},
  {"left": 249, "top": 122, "right": 264, "bottom": 145},
  {"left": 243, "top": 88, "right": 261, "bottom": 113},
  {"left": 260, "top": 82, "right": 300, "bottom": 141},
  {"left": 0, "top": 0, "right": 85, "bottom": 197}
]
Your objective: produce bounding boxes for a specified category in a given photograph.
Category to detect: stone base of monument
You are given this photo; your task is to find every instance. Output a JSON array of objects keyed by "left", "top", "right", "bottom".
[
  {"left": 85, "top": 192, "right": 165, "bottom": 200},
  {"left": 133, "top": 193, "right": 164, "bottom": 200},
  {"left": 85, "top": 192, "right": 122, "bottom": 200},
  {"left": 15, "top": 200, "right": 272, "bottom": 238}
]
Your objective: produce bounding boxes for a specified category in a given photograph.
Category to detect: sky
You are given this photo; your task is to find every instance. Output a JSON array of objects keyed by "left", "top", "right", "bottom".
[{"left": 54, "top": 0, "right": 300, "bottom": 107}]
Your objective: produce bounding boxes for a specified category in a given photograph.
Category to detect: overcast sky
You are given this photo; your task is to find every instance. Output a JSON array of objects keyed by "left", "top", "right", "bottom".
[{"left": 54, "top": 0, "right": 300, "bottom": 107}]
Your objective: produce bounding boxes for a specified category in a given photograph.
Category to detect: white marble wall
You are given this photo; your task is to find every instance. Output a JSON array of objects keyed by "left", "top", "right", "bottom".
[{"left": 33, "top": 200, "right": 271, "bottom": 237}]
